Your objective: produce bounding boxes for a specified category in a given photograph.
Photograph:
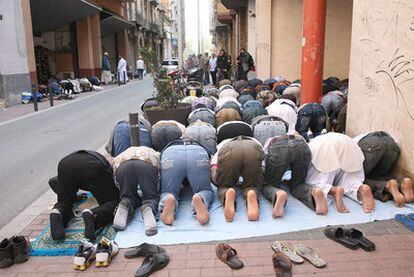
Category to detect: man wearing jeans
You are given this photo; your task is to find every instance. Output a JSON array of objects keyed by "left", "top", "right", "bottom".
[
  {"left": 211, "top": 136, "right": 264, "bottom": 222},
  {"left": 262, "top": 134, "right": 325, "bottom": 217},
  {"left": 296, "top": 103, "right": 327, "bottom": 141},
  {"left": 159, "top": 140, "right": 213, "bottom": 225},
  {"left": 112, "top": 147, "right": 160, "bottom": 236},
  {"left": 355, "top": 131, "right": 413, "bottom": 206},
  {"left": 251, "top": 115, "right": 288, "bottom": 146}
]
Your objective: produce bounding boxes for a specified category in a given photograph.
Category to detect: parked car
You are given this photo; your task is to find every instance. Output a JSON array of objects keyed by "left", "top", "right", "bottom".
[{"left": 161, "top": 59, "right": 179, "bottom": 73}]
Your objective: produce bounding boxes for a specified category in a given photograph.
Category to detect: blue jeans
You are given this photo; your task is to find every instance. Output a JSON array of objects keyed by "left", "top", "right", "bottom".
[
  {"left": 296, "top": 103, "right": 327, "bottom": 141},
  {"left": 159, "top": 143, "right": 213, "bottom": 214},
  {"left": 113, "top": 122, "right": 152, "bottom": 156}
]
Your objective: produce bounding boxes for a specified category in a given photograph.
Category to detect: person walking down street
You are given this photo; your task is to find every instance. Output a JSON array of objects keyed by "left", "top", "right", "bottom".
[
  {"left": 49, "top": 150, "right": 120, "bottom": 241},
  {"left": 112, "top": 147, "right": 160, "bottom": 236},
  {"left": 101, "top": 52, "right": 111, "bottom": 85},
  {"left": 136, "top": 57, "right": 145, "bottom": 80},
  {"left": 117, "top": 55, "right": 128, "bottom": 84},
  {"left": 237, "top": 48, "right": 254, "bottom": 81},
  {"left": 209, "top": 53, "right": 218, "bottom": 86},
  {"left": 216, "top": 49, "right": 231, "bottom": 83}
]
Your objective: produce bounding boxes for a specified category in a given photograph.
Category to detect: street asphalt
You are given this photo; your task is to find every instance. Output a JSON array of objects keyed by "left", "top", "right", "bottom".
[{"left": 0, "top": 79, "right": 154, "bottom": 228}]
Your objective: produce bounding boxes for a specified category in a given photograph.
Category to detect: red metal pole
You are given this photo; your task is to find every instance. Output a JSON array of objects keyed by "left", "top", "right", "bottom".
[{"left": 301, "top": 0, "right": 327, "bottom": 104}]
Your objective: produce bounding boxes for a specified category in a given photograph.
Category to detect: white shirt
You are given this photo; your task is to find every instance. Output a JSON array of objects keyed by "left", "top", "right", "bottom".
[
  {"left": 209, "top": 57, "right": 217, "bottom": 72},
  {"left": 136, "top": 59, "right": 145, "bottom": 70},
  {"left": 266, "top": 99, "right": 298, "bottom": 134},
  {"left": 306, "top": 164, "right": 364, "bottom": 201},
  {"left": 219, "top": 89, "right": 239, "bottom": 99},
  {"left": 216, "top": 97, "right": 242, "bottom": 110}
]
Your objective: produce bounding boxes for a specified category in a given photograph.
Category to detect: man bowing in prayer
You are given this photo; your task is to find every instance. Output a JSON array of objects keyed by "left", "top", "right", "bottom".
[{"left": 117, "top": 55, "right": 128, "bottom": 84}]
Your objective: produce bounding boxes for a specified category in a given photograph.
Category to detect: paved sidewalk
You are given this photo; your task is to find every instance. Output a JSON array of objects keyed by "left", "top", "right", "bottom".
[{"left": 1, "top": 188, "right": 413, "bottom": 276}]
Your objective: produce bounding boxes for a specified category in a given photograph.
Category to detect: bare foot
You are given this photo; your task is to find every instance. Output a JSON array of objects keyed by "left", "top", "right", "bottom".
[
  {"left": 358, "top": 185, "right": 375, "bottom": 213},
  {"left": 400, "top": 178, "right": 414, "bottom": 203},
  {"left": 311, "top": 187, "right": 328, "bottom": 215},
  {"left": 247, "top": 190, "right": 260, "bottom": 221},
  {"left": 385, "top": 180, "right": 405, "bottom": 207},
  {"left": 193, "top": 193, "right": 210, "bottom": 225},
  {"left": 272, "top": 190, "right": 287, "bottom": 218},
  {"left": 329, "top": 186, "right": 349, "bottom": 213},
  {"left": 161, "top": 194, "right": 176, "bottom": 225},
  {"left": 224, "top": 188, "right": 236, "bottom": 222}
]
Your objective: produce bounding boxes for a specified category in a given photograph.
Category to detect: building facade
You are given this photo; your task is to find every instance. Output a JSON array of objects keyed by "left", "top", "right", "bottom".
[
  {"left": 210, "top": 0, "right": 353, "bottom": 81},
  {"left": 0, "top": 0, "right": 175, "bottom": 107}
]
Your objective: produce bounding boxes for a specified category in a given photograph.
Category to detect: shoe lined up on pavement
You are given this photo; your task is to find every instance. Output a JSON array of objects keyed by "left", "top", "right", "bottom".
[
  {"left": 324, "top": 226, "right": 376, "bottom": 251},
  {"left": 0, "top": 236, "right": 30, "bottom": 268},
  {"left": 124, "top": 242, "right": 170, "bottom": 277},
  {"left": 73, "top": 237, "right": 118, "bottom": 271}
]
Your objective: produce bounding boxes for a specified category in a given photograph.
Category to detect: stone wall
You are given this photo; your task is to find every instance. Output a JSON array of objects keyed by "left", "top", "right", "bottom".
[{"left": 347, "top": 0, "right": 414, "bottom": 176}]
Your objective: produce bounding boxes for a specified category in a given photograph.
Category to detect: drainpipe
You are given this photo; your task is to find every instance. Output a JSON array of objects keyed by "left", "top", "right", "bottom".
[{"left": 300, "top": 0, "right": 326, "bottom": 104}]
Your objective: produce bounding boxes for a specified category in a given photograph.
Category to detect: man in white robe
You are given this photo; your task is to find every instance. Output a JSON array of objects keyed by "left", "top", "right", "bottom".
[{"left": 117, "top": 55, "right": 128, "bottom": 84}]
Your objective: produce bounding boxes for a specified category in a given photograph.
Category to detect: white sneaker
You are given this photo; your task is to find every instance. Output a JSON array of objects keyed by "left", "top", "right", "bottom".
[
  {"left": 95, "top": 237, "right": 118, "bottom": 267},
  {"left": 73, "top": 239, "right": 96, "bottom": 271}
]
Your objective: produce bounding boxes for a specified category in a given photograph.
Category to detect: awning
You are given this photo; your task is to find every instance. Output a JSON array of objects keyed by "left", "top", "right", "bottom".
[
  {"left": 30, "top": 0, "right": 102, "bottom": 33},
  {"left": 100, "top": 12, "right": 135, "bottom": 37}
]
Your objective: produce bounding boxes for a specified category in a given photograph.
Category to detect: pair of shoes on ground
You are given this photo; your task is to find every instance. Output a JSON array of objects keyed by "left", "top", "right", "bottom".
[
  {"left": 271, "top": 240, "right": 326, "bottom": 276},
  {"left": 113, "top": 200, "right": 157, "bottom": 236},
  {"left": 124, "top": 242, "right": 170, "bottom": 277},
  {"left": 73, "top": 237, "right": 118, "bottom": 271},
  {"left": 324, "top": 226, "right": 376, "bottom": 251},
  {"left": 0, "top": 236, "right": 30, "bottom": 268},
  {"left": 50, "top": 208, "right": 100, "bottom": 241}
]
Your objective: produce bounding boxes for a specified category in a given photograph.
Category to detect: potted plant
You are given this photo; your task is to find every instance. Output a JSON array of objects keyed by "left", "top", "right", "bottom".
[{"left": 139, "top": 47, "right": 191, "bottom": 125}]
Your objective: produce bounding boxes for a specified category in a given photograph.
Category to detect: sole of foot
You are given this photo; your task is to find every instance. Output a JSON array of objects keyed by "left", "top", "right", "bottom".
[
  {"left": 247, "top": 190, "right": 259, "bottom": 221},
  {"left": 272, "top": 190, "right": 287, "bottom": 218},
  {"left": 331, "top": 186, "right": 349, "bottom": 213},
  {"left": 161, "top": 195, "right": 176, "bottom": 226},
  {"left": 400, "top": 178, "right": 414, "bottom": 203},
  {"left": 386, "top": 180, "right": 405, "bottom": 207},
  {"left": 50, "top": 212, "right": 65, "bottom": 241},
  {"left": 224, "top": 188, "right": 236, "bottom": 222},
  {"left": 193, "top": 193, "right": 210, "bottom": 225},
  {"left": 82, "top": 211, "right": 96, "bottom": 241},
  {"left": 311, "top": 187, "right": 328, "bottom": 215},
  {"left": 359, "top": 185, "right": 375, "bottom": 213}
]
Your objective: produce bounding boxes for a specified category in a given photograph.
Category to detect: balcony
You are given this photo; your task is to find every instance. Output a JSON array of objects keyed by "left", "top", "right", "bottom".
[
  {"left": 149, "top": 22, "right": 161, "bottom": 35},
  {"left": 221, "top": 0, "right": 247, "bottom": 9}
]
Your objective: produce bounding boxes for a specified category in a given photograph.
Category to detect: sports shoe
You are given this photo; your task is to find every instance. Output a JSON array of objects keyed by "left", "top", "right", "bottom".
[
  {"left": 0, "top": 238, "right": 13, "bottom": 268},
  {"left": 10, "top": 236, "right": 30, "bottom": 264},
  {"left": 73, "top": 240, "right": 96, "bottom": 271},
  {"left": 50, "top": 209, "right": 65, "bottom": 241},
  {"left": 82, "top": 209, "right": 96, "bottom": 241},
  {"left": 96, "top": 237, "right": 118, "bottom": 267},
  {"left": 113, "top": 199, "right": 130, "bottom": 230}
]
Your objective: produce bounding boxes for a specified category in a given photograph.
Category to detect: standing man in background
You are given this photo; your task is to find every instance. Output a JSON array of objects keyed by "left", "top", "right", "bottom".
[
  {"left": 203, "top": 52, "right": 210, "bottom": 83},
  {"left": 117, "top": 55, "right": 128, "bottom": 84},
  {"left": 209, "top": 53, "right": 218, "bottom": 85},
  {"left": 136, "top": 57, "right": 145, "bottom": 80},
  {"left": 101, "top": 52, "right": 111, "bottom": 85}
]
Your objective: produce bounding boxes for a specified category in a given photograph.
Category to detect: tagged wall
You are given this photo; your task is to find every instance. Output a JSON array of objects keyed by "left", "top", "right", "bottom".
[{"left": 347, "top": 0, "right": 414, "bottom": 176}]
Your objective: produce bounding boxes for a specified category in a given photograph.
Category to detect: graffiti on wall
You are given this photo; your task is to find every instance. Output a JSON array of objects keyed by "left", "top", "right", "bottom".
[{"left": 358, "top": 0, "right": 414, "bottom": 119}]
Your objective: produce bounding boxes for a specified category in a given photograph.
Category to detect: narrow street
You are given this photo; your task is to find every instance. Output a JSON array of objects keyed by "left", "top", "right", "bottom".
[{"left": 0, "top": 79, "right": 153, "bottom": 227}]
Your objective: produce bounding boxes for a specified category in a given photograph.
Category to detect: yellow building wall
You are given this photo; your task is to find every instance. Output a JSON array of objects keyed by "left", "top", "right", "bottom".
[
  {"left": 347, "top": 0, "right": 414, "bottom": 176},
  {"left": 270, "top": 0, "right": 353, "bottom": 80}
]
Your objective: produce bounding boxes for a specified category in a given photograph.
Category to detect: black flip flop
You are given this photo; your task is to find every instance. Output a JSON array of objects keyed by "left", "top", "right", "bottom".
[
  {"left": 124, "top": 243, "right": 166, "bottom": 259},
  {"left": 135, "top": 252, "right": 170, "bottom": 277},
  {"left": 344, "top": 228, "right": 375, "bottom": 252},
  {"left": 324, "top": 227, "right": 360, "bottom": 250}
]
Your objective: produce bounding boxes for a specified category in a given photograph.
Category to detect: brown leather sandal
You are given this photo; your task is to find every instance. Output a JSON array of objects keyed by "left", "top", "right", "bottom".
[
  {"left": 272, "top": 252, "right": 292, "bottom": 277},
  {"left": 215, "top": 243, "right": 244, "bottom": 270}
]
